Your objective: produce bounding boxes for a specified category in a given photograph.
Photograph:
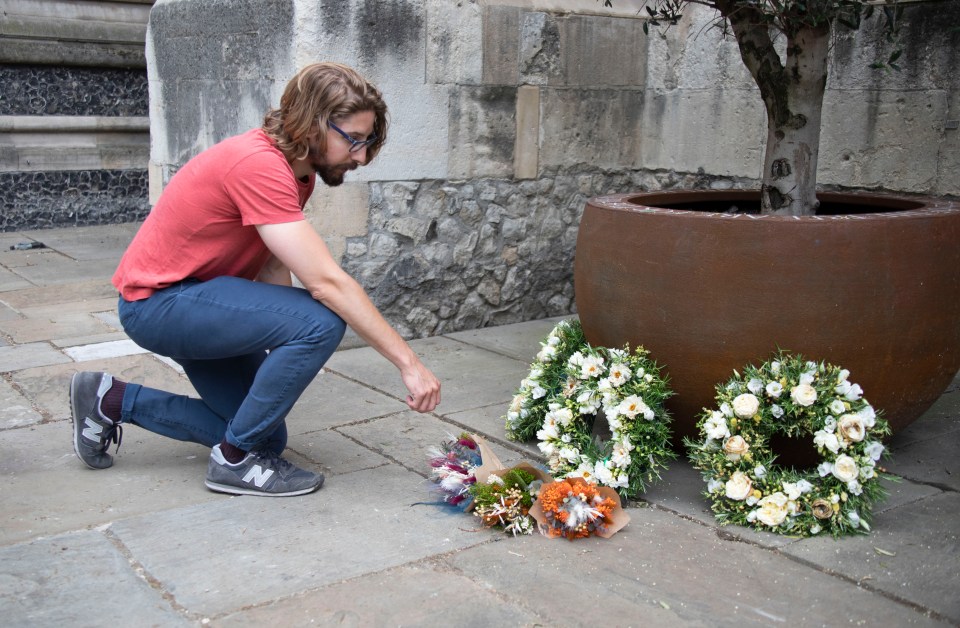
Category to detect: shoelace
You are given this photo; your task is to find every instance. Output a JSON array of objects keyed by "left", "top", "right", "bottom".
[
  {"left": 100, "top": 423, "right": 123, "bottom": 454},
  {"left": 253, "top": 450, "right": 294, "bottom": 473}
]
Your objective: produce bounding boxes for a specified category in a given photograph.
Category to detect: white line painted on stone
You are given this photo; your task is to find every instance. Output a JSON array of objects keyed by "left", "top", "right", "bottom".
[{"left": 63, "top": 339, "right": 150, "bottom": 362}]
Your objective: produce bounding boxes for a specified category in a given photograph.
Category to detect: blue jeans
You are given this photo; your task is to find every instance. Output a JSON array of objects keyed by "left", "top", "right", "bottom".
[{"left": 117, "top": 277, "right": 346, "bottom": 453}]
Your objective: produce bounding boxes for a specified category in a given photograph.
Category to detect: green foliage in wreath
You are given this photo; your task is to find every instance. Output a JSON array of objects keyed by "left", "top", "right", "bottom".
[
  {"left": 686, "top": 352, "right": 892, "bottom": 537},
  {"left": 505, "top": 319, "right": 675, "bottom": 500}
]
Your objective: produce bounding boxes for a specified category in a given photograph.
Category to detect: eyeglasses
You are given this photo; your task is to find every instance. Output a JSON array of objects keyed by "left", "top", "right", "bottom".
[{"left": 327, "top": 121, "right": 377, "bottom": 153}]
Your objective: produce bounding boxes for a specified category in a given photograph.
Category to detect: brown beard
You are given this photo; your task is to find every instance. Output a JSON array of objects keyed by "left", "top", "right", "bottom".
[{"left": 316, "top": 165, "right": 346, "bottom": 186}]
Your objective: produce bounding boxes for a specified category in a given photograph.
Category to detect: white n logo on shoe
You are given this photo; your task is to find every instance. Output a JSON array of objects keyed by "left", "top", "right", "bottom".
[
  {"left": 242, "top": 465, "right": 274, "bottom": 488},
  {"left": 82, "top": 417, "right": 103, "bottom": 442}
]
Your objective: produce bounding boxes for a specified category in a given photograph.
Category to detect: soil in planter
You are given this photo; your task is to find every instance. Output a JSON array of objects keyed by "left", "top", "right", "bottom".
[{"left": 642, "top": 196, "right": 925, "bottom": 215}]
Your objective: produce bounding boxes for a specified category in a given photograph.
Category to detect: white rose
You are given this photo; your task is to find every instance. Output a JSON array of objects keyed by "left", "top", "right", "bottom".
[
  {"left": 843, "top": 383, "right": 863, "bottom": 401},
  {"left": 724, "top": 471, "right": 753, "bottom": 501},
  {"left": 864, "top": 441, "right": 885, "bottom": 461},
  {"left": 704, "top": 411, "right": 730, "bottom": 440},
  {"left": 790, "top": 383, "right": 817, "bottom": 407},
  {"left": 547, "top": 406, "right": 574, "bottom": 426},
  {"left": 559, "top": 447, "right": 580, "bottom": 463},
  {"left": 838, "top": 414, "right": 866, "bottom": 443},
  {"left": 813, "top": 430, "right": 840, "bottom": 454},
  {"left": 593, "top": 461, "right": 615, "bottom": 486},
  {"left": 829, "top": 399, "right": 846, "bottom": 415},
  {"left": 859, "top": 405, "right": 877, "bottom": 428},
  {"left": 782, "top": 481, "right": 803, "bottom": 501},
  {"left": 832, "top": 454, "right": 859, "bottom": 483},
  {"left": 732, "top": 393, "right": 760, "bottom": 418},
  {"left": 536, "top": 345, "right": 556, "bottom": 362},
  {"left": 755, "top": 492, "right": 790, "bottom": 527},
  {"left": 723, "top": 435, "right": 751, "bottom": 461},
  {"left": 765, "top": 382, "right": 783, "bottom": 398}
]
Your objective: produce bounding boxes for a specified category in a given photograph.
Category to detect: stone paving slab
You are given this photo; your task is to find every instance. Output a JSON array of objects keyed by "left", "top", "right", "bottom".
[
  {"left": 0, "top": 421, "right": 215, "bottom": 546},
  {"left": 442, "top": 506, "right": 949, "bottom": 627},
  {"left": 782, "top": 491, "right": 960, "bottom": 624},
  {"left": 0, "top": 253, "right": 120, "bottom": 288},
  {"left": 337, "top": 409, "right": 527, "bottom": 477},
  {"left": 214, "top": 561, "right": 542, "bottom": 626},
  {"left": 10, "top": 353, "right": 195, "bottom": 422},
  {"left": 0, "top": 310, "right": 116, "bottom": 344},
  {"left": 290, "top": 428, "right": 392, "bottom": 477},
  {"left": 18, "top": 223, "right": 138, "bottom": 262},
  {"left": 326, "top": 335, "right": 531, "bottom": 414},
  {"left": 444, "top": 315, "right": 567, "bottom": 361},
  {"left": 0, "top": 378, "right": 43, "bottom": 429},
  {"left": 0, "top": 266, "right": 32, "bottom": 292},
  {"left": 444, "top": 401, "right": 543, "bottom": 459},
  {"left": 0, "top": 279, "right": 118, "bottom": 310},
  {"left": 0, "top": 341, "right": 73, "bottom": 372},
  {"left": 109, "top": 465, "right": 495, "bottom": 619},
  {"left": 284, "top": 369, "right": 409, "bottom": 432},
  {"left": 0, "top": 530, "right": 189, "bottom": 627}
]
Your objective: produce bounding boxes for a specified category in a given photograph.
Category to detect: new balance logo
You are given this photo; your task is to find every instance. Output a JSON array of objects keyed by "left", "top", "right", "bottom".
[
  {"left": 242, "top": 465, "right": 275, "bottom": 488},
  {"left": 82, "top": 417, "right": 103, "bottom": 442}
]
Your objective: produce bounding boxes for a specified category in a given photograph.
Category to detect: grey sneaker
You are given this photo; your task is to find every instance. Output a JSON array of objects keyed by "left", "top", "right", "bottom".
[
  {"left": 205, "top": 445, "right": 324, "bottom": 497},
  {"left": 69, "top": 372, "right": 122, "bottom": 470}
]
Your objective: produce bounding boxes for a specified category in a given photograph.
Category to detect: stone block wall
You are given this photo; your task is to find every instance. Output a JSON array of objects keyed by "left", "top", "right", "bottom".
[
  {"left": 0, "top": 0, "right": 154, "bottom": 231},
  {"left": 148, "top": 0, "right": 959, "bottom": 337}
]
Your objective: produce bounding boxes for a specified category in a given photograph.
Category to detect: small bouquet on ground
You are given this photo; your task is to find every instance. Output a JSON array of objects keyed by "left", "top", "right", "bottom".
[
  {"left": 530, "top": 477, "right": 630, "bottom": 540},
  {"left": 470, "top": 465, "right": 548, "bottom": 536},
  {"left": 426, "top": 433, "right": 484, "bottom": 509}
]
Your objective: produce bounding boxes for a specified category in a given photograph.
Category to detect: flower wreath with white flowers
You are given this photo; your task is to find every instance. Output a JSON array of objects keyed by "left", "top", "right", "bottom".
[
  {"left": 505, "top": 319, "right": 675, "bottom": 500},
  {"left": 686, "top": 352, "right": 891, "bottom": 538}
]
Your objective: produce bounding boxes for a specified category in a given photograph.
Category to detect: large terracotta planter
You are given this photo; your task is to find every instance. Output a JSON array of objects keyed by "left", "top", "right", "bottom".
[{"left": 574, "top": 190, "right": 960, "bottom": 444}]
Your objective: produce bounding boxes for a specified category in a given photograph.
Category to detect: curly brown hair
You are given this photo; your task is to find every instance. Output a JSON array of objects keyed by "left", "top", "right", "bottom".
[{"left": 262, "top": 62, "right": 388, "bottom": 162}]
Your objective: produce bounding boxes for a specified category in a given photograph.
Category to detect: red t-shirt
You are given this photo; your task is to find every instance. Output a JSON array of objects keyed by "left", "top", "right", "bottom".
[{"left": 113, "top": 129, "right": 314, "bottom": 300}]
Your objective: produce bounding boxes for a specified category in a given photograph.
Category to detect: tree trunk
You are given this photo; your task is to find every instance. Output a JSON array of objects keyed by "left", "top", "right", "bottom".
[{"left": 720, "top": 3, "right": 831, "bottom": 215}]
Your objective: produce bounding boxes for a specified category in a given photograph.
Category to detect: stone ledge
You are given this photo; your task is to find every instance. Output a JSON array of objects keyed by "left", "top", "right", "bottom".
[
  {"left": 0, "top": 115, "right": 150, "bottom": 133},
  {"left": 0, "top": 0, "right": 152, "bottom": 67}
]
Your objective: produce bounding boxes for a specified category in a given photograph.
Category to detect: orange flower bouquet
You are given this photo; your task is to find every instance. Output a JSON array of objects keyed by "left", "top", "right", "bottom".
[{"left": 530, "top": 477, "right": 630, "bottom": 540}]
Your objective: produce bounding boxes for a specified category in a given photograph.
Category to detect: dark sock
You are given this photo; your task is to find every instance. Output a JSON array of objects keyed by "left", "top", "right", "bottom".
[
  {"left": 100, "top": 379, "right": 126, "bottom": 423},
  {"left": 219, "top": 440, "right": 248, "bottom": 464}
]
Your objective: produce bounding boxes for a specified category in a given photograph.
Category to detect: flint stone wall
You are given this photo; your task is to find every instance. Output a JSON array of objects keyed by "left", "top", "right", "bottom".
[
  {"left": 149, "top": 0, "right": 959, "bottom": 338},
  {"left": 0, "top": 0, "right": 153, "bottom": 230}
]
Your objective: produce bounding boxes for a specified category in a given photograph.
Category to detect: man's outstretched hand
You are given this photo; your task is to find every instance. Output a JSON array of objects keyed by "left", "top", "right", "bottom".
[{"left": 402, "top": 360, "right": 441, "bottom": 412}]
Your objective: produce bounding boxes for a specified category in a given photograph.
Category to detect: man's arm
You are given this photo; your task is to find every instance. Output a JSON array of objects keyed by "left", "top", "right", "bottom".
[{"left": 256, "top": 220, "right": 441, "bottom": 412}]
